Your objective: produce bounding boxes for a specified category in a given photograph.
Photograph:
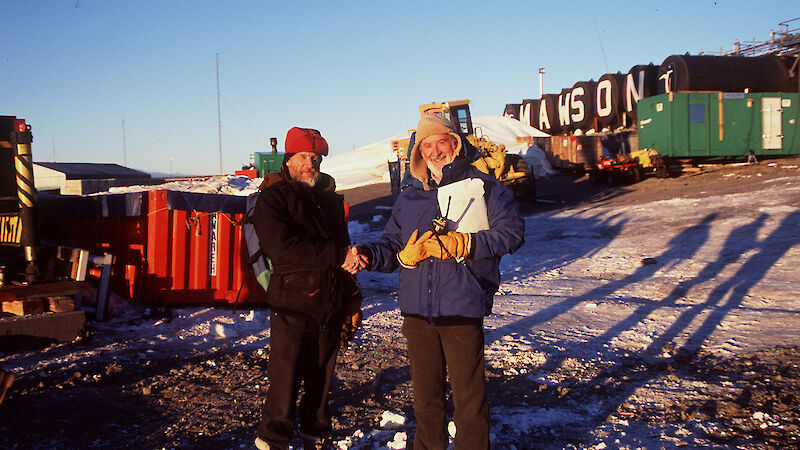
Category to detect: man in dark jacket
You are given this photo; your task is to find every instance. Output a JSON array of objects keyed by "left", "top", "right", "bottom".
[
  {"left": 350, "top": 114, "right": 525, "bottom": 449},
  {"left": 253, "top": 127, "right": 362, "bottom": 450}
]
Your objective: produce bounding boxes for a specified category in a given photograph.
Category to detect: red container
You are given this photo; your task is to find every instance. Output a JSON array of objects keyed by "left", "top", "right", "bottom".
[
  {"left": 235, "top": 168, "right": 258, "bottom": 179},
  {"left": 143, "top": 190, "right": 261, "bottom": 305},
  {"left": 36, "top": 193, "right": 148, "bottom": 300},
  {"left": 37, "top": 190, "right": 263, "bottom": 306}
]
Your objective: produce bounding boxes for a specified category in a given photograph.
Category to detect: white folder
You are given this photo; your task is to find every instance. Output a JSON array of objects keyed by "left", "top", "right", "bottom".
[{"left": 436, "top": 178, "right": 490, "bottom": 233}]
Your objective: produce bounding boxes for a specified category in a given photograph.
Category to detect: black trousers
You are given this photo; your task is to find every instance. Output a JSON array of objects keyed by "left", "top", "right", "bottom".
[
  {"left": 256, "top": 310, "right": 341, "bottom": 448},
  {"left": 402, "top": 315, "right": 489, "bottom": 450}
]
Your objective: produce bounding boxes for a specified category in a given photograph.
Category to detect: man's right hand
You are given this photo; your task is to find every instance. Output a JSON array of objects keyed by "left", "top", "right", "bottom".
[
  {"left": 342, "top": 246, "right": 369, "bottom": 274},
  {"left": 397, "top": 229, "right": 434, "bottom": 268}
]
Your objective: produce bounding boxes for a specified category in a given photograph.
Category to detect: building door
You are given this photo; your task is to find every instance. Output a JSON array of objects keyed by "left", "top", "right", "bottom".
[
  {"left": 761, "top": 97, "right": 783, "bottom": 150},
  {"left": 688, "top": 101, "right": 709, "bottom": 155}
]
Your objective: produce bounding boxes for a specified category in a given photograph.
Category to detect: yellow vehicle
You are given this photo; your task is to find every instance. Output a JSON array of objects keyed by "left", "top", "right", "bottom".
[{"left": 390, "top": 100, "right": 535, "bottom": 198}]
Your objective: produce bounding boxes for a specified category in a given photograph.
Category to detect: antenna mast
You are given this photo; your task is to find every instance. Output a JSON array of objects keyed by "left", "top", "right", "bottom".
[
  {"left": 216, "top": 53, "right": 223, "bottom": 174},
  {"left": 121, "top": 119, "right": 127, "bottom": 166}
]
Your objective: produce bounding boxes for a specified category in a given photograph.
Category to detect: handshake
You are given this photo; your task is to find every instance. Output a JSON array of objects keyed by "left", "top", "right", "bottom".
[{"left": 341, "top": 229, "right": 471, "bottom": 274}]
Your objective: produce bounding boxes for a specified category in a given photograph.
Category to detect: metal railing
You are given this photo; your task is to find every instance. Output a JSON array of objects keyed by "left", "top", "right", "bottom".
[{"left": 700, "top": 18, "right": 800, "bottom": 57}]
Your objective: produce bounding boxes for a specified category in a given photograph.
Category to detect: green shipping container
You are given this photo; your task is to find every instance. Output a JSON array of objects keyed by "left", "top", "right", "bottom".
[
  {"left": 637, "top": 92, "right": 800, "bottom": 160},
  {"left": 253, "top": 152, "right": 285, "bottom": 177}
]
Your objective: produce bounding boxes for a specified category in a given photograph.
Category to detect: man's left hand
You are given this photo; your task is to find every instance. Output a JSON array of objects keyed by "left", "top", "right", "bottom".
[
  {"left": 341, "top": 309, "right": 362, "bottom": 344},
  {"left": 423, "top": 231, "right": 471, "bottom": 260}
]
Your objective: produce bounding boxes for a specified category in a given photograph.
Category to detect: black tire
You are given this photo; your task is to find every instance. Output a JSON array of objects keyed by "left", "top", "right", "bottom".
[
  {"left": 652, "top": 155, "right": 669, "bottom": 178},
  {"left": 630, "top": 166, "right": 643, "bottom": 184},
  {"left": 505, "top": 154, "right": 536, "bottom": 198},
  {"left": 589, "top": 170, "right": 601, "bottom": 185},
  {"left": 605, "top": 170, "right": 616, "bottom": 185}
]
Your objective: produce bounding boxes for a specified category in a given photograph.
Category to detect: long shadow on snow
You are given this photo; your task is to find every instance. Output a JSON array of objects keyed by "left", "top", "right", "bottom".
[
  {"left": 342, "top": 209, "right": 630, "bottom": 427},
  {"left": 566, "top": 209, "right": 800, "bottom": 442},
  {"left": 647, "top": 210, "right": 800, "bottom": 355},
  {"left": 485, "top": 211, "right": 714, "bottom": 346},
  {"left": 356, "top": 209, "right": 630, "bottom": 339},
  {"left": 344, "top": 209, "right": 631, "bottom": 425},
  {"left": 502, "top": 210, "right": 800, "bottom": 445},
  {"left": 491, "top": 212, "right": 718, "bottom": 346}
]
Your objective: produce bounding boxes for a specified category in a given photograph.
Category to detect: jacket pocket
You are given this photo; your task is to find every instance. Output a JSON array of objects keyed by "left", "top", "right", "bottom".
[{"left": 266, "top": 269, "right": 331, "bottom": 315}]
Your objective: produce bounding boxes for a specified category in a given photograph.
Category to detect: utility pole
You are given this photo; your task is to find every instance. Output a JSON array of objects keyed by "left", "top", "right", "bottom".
[
  {"left": 539, "top": 67, "right": 546, "bottom": 99},
  {"left": 121, "top": 119, "right": 127, "bottom": 166},
  {"left": 216, "top": 53, "right": 223, "bottom": 174}
]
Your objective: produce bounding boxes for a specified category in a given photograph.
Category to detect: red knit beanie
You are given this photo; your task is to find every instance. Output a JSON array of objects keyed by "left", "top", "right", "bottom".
[{"left": 285, "top": 127, "right": 329, "bottom": 156}]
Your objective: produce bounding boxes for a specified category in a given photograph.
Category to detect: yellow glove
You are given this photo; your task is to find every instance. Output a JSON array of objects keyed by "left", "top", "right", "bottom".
[
  {"left": 397, "top": 229, "right": 434, "bottom": 268},
  {"left": 341, "top": 309, "right": 362, "bottom": 344},
  {"left": 424, "top": 231, "right": 471, "bottom": 260}
]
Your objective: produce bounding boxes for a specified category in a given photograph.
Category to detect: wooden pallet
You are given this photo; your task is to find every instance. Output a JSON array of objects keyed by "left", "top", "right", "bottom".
[{"left": 0, "top": 280, "right": 88, "bottom": 350}]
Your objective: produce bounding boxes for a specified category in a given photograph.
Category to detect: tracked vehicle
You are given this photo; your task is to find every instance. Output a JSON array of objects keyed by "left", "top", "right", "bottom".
[{"left": 389, "top": 100, "right": 535, "bottom": 199}]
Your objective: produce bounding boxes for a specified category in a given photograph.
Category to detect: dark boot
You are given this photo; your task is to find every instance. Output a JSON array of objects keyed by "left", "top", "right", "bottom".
[
  {"left": 301, "top": 434, "right": 332, "bottom": 450},
  {"left": 0, "top": 370, "right": 14, "bottom": 405},
  {"left": 255, "top": 436, "right": 288, "bottom": 450}
]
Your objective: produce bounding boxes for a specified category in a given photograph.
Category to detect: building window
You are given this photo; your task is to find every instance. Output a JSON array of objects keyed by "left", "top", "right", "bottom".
[{"left": 689, "top": 104, "right": 705, "bottom": 124}]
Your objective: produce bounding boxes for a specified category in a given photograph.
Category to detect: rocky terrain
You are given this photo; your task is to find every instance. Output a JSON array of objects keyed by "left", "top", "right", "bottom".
[
  {"left": 1, "top": 157, "right": 799, "bottom": 449},
  {"left": 2, "top": 320, "right": 798, "bottom": 449}
]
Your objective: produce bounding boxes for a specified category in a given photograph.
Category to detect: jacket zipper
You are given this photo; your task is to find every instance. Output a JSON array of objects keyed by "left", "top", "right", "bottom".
[{"left": 427, "top": 260, "right": 433, "bottom": 323}]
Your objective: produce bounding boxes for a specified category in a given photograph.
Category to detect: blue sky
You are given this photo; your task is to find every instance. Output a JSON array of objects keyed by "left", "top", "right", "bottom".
[{"left": 2, "top": 1, "right": 797, "bottom": 175}]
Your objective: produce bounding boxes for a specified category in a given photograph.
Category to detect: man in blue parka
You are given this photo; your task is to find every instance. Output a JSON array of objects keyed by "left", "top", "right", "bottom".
[{"left": 346, "top": 113, "right": 524, "bottom": 449}]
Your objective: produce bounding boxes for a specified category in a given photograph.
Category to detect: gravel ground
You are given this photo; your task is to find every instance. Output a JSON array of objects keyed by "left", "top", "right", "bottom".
[
  {"left": 1, "top": 157, "right": 799, "bottom": 449},
  {"left": 1, "top": 324, "right": 797, "bottom": 449}
]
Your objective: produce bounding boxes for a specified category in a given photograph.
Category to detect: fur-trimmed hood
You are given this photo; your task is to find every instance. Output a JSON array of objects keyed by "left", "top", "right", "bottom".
[
  {"left": 404, "top": 129, "right": 484, "bottom": 191},
  {"left": 409, "top": 114, "right": 464, "bottom": 190}
]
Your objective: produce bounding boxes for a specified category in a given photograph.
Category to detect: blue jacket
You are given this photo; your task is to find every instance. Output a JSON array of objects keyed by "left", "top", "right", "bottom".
[{"left": 361, "top": 140, "right": 524, "bottom": 321}]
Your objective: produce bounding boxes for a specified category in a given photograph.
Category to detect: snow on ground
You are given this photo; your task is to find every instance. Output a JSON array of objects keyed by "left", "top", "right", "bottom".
[
  {"left": 104, "top": 174, "right": 263, "bottom": 196},
  {"left": 349, "top": 170, "right": 800, "bottom": 360},
  {"left": 340, "top": 171, "right": 800, "bottom": 447},
  {"left": 9, "top": 118, "right": 800, "bottom": 447},
  {"left": 7, "top": 161, "right": 798, "bottom": 448}
]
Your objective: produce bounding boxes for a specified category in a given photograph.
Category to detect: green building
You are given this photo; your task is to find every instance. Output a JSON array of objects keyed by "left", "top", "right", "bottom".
[
  {"left": 638, "top": 92, "right": 799, "bottom": 160},
  {"left": 253, "top": 152, "right": 284, "bottom": 177}
]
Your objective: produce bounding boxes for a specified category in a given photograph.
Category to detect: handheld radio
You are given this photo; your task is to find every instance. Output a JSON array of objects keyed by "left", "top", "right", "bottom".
[{"left": 432, "top": 196, "right": 451, "bottom": 235}]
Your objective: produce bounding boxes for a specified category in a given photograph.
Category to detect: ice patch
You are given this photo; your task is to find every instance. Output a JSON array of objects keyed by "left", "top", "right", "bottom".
[
  {"left": 494, "top": 406, "right": 593, "bottom": 432},
  {"left": 379, "top": 411, "right": 407, "bottom": 429},
  {"left": 758, "top": 205, "right": 799, "bottom": 214}
]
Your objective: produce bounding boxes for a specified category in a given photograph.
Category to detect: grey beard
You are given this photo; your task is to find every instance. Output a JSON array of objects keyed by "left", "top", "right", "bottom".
[
  {"left": 288, "top": 165, "right": 321, "bottom": 187},
  {"left": 426, "top": 161, "right": 443, "bottom": 182},
  {"left": 299, "top": 172, "right": 320, "bottom": 187}
]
